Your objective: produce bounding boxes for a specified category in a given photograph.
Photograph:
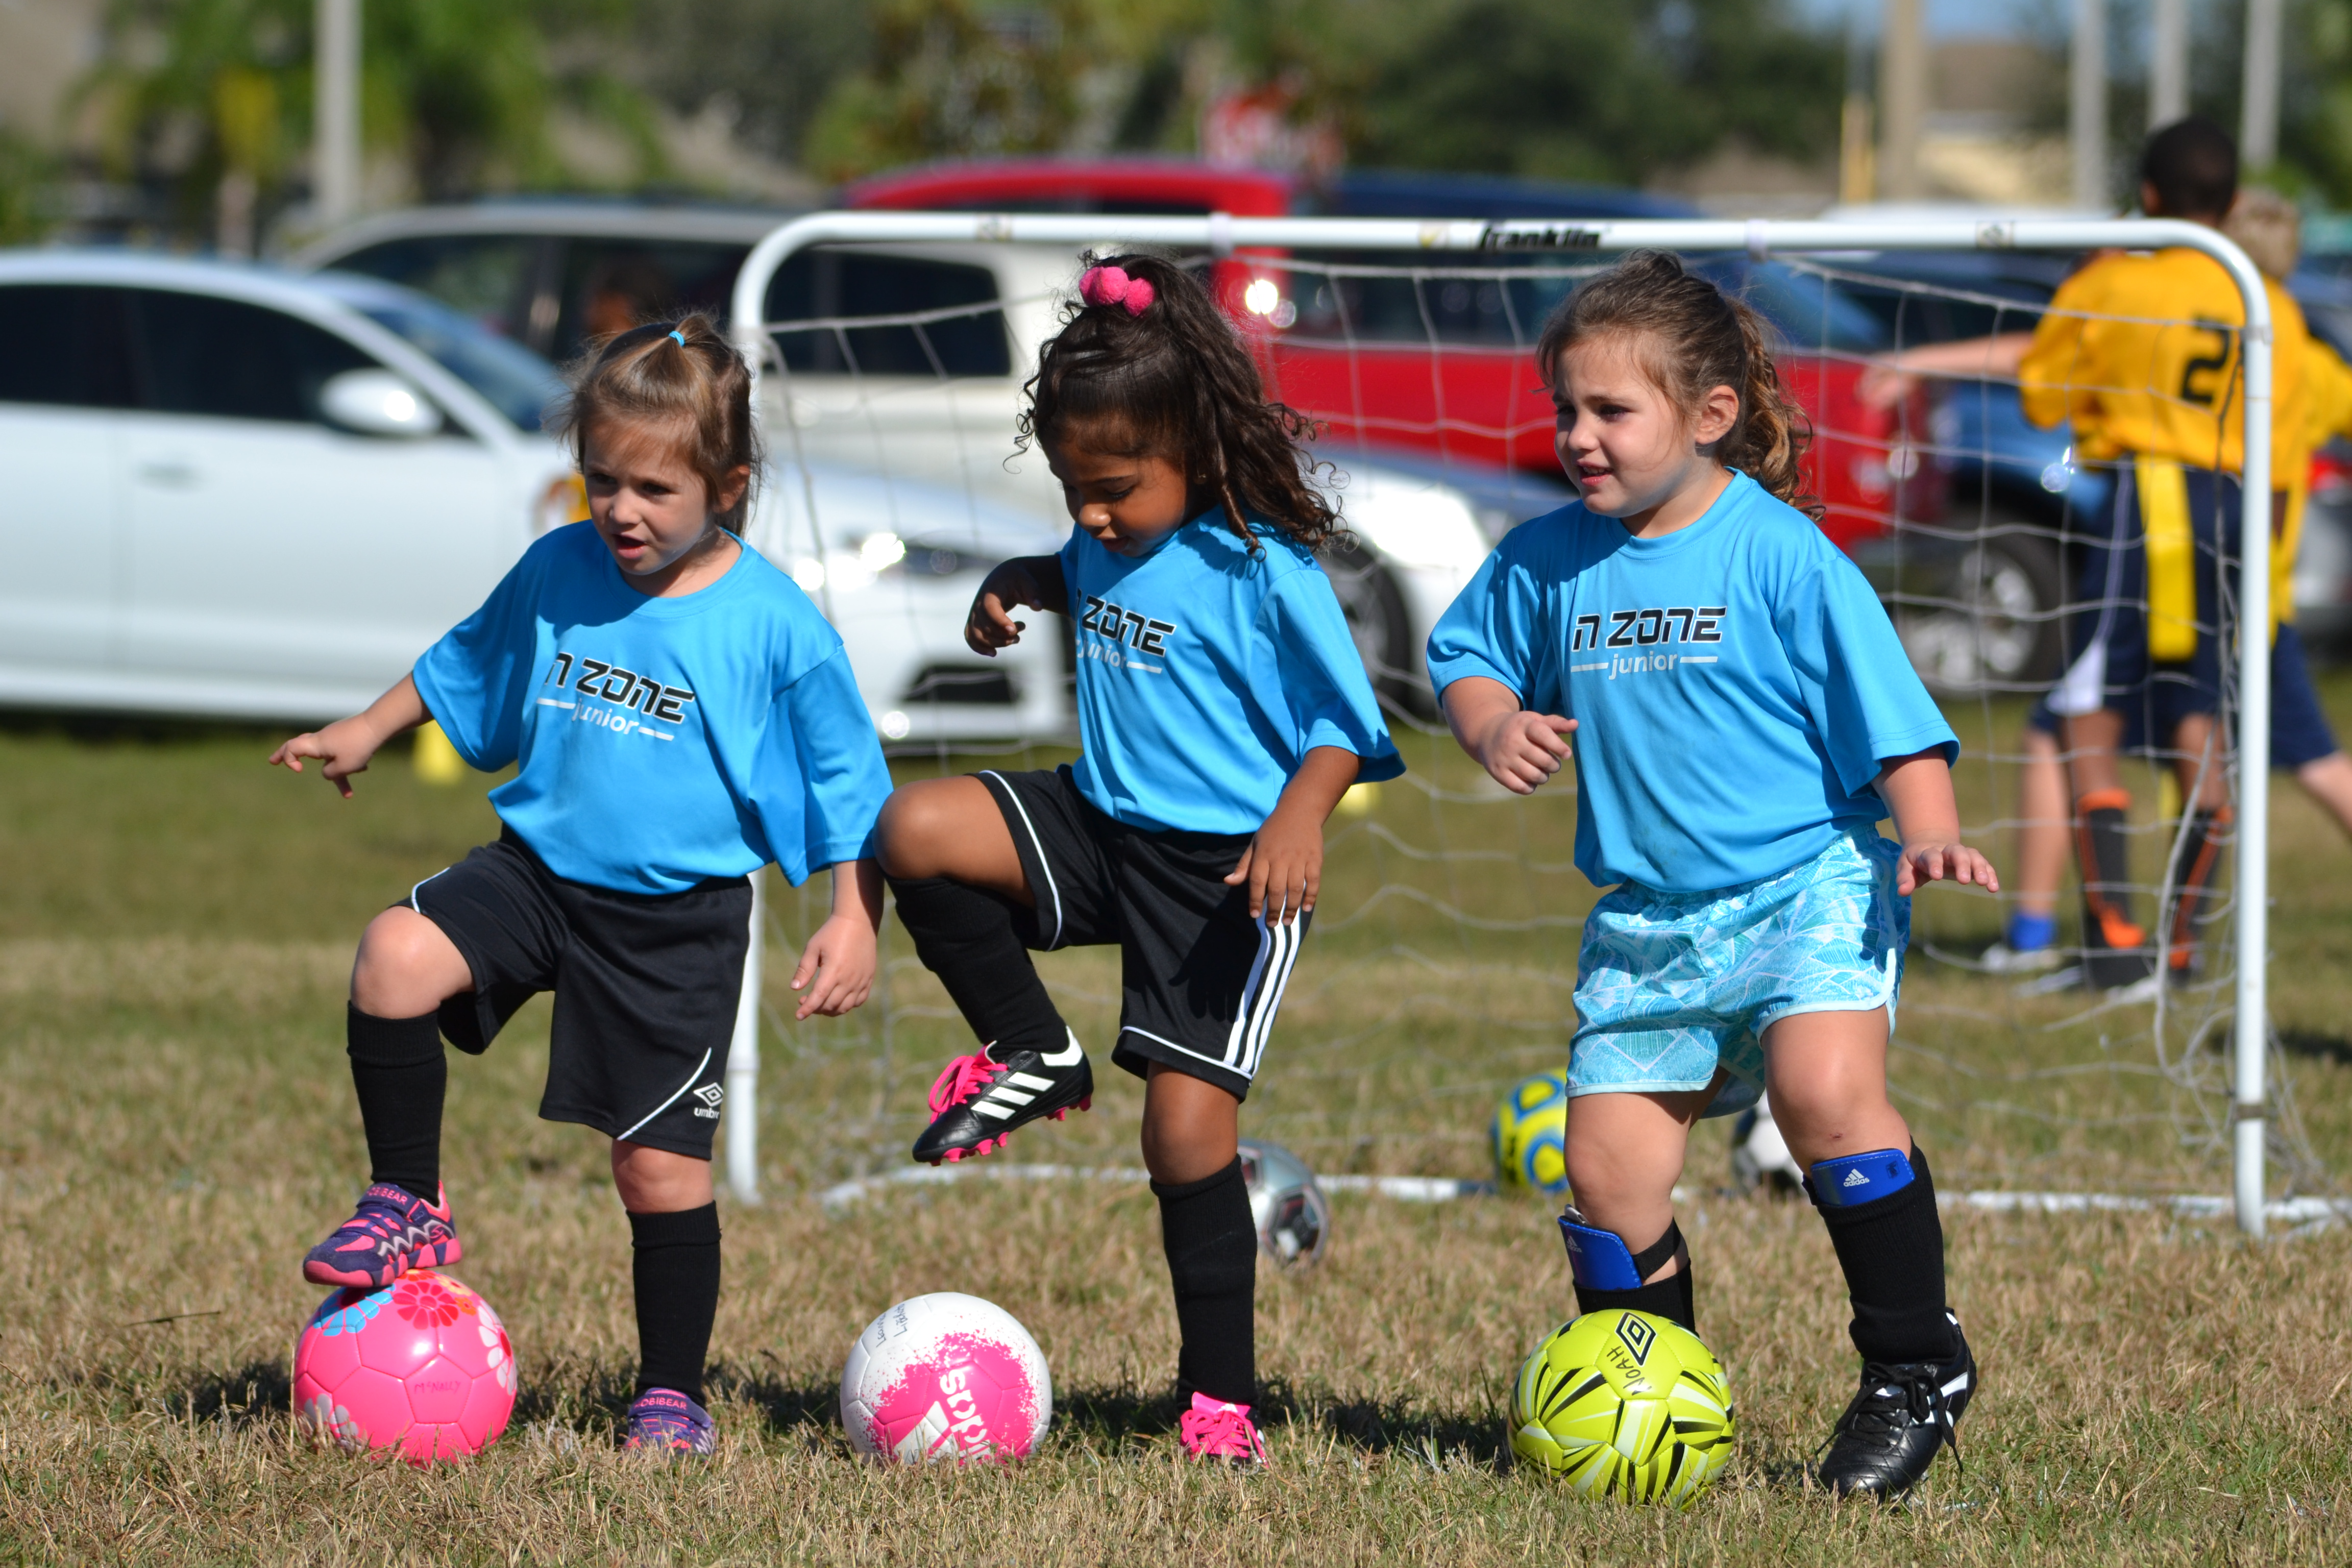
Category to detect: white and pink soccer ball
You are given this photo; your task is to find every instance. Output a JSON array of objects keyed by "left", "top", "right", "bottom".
[
  {"left": 839, "top": 1292, "right": 1052, "bottom": 1462},
  {"left": 293, "top": 1271, "right": 517, "bottom": 1465}
]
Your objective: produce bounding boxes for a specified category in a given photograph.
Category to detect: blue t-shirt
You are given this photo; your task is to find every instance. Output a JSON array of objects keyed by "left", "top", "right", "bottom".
[
  {"left": 414, "top": 524, "right": 892, "bottom": 895},
  {"left": 1060, "top": 512, "right": 1404, "bottom": 836},
  {"left": 1426, "top": 471, "right": 1957, "bottom": 893}
]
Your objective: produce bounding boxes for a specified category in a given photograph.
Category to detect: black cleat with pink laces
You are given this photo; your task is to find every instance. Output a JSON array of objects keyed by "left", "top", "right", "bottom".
[{"left": 911, "top": 1030, "right": 1093, "bottom": 1165}]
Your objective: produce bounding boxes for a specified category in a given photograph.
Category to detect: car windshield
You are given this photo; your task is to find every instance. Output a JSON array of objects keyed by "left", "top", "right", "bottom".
[{"left": 352, "top": 292, "right": 561, "bottom": 431}]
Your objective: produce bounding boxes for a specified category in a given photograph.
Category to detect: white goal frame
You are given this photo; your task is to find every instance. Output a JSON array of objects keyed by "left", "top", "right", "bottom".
[{"left": 723, "top": 212, "right": 2276, "bottom": 1236}]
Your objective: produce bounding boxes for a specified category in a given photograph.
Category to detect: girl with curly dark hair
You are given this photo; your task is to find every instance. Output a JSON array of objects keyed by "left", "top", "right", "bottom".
[{"left": 873, "top": 253, "right": 1402, "bottom": 1463}]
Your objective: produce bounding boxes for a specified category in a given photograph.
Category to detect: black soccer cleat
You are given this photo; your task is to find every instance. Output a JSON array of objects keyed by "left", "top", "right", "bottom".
[
  {"left": 911, "top": 1030, "right": 1094, "bottom": 1165},
  {"left": 1815, "top": 1313, "right": 1976, "bottom": 1499}
]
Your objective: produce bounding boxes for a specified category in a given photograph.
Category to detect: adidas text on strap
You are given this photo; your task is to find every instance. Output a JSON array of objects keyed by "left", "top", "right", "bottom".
[{"left": 1806, "top": 1147, "right": 1915, "bottom": 1207}]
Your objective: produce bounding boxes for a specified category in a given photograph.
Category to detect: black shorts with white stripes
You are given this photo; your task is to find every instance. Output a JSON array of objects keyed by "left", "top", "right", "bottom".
[
  {"left": 979, "top": 766, "right": 1306, "bottom": 1101},
  {"left": 403, "top": 828, "right": 751, "bottom": 1160}
]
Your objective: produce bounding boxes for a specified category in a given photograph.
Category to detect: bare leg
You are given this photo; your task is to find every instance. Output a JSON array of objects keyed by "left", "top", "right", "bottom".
[
  {"left": 1140, "top": 1063, "right": 1241, "bottom": 1185},
  {"left": 2296, "top": 753, "right": 2352, "bottom": 842},
  {"left": 611, "top": 1141, "right": 715, "bottom": 1213},
  {"left": 2060, "top": 708, "right": 2126, "bottom": 798},
  {"left": 350, "top": 906, "right": 474, "bottom": 1014},
  {"left": 2013, "top": 726, "right": 2069, "bottom": 920},
  {"left": 2170, "top": 713, "right": 2231, "bottom": 812},
  {"left": 876, "top": 775, "right": 1032, "bottom": 904},
  {"left": 1760, "top": 1006, "right": 1910, "bottom": 1166},
  {"left": 1562, "top": 1085, "right": 1714, "bottom": 1282}
]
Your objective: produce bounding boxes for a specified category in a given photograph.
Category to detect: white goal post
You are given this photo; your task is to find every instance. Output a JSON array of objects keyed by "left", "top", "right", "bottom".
[{"left": 722, "top": 212, "right": 2276, "bottom": 1236}]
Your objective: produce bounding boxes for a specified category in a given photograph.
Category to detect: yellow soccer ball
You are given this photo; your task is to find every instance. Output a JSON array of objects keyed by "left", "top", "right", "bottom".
[
  {"left": 1509, "top": 1310, "right": 1736, "bottom": 1507},
  {"left": 1490, "top": 1070, "right": 1570, "bottom": 1194}
]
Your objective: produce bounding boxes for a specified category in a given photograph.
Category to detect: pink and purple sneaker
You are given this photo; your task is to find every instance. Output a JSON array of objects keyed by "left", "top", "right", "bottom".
[
  {"left": 1179, "top": 1391, "right": 1267, "bottom": 1466},
  {"left": 301, "top": 1182, "right": 461, "bottom": 1289},
  {"left": 624, "top": 1388, "right": 716, "bottom": 1455}
]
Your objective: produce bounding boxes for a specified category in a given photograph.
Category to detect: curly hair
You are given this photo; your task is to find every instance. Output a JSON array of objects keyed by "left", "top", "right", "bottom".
[
  {"left": 1017, "top": 252, "right": 1341, "bottom": 554},
  {"left": 1533, "top": 250, "right": 1819, "bottom": 519},
  {"left": 548, "top": 313, "right": 762, "bottom": 531}
]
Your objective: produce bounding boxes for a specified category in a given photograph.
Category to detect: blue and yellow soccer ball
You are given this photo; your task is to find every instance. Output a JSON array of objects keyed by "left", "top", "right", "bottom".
[
  {"left": 1490, "top": 1070, "right": 1570, "bottom": 1194},
  {"left": 1509, "top": 1310, "right": 1736, "bottom": 1507}
]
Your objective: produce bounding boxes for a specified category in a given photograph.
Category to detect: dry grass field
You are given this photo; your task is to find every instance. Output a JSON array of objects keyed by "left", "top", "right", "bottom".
[{"left": 1, "top": 688, "right": 2349, "bottom": 1564}]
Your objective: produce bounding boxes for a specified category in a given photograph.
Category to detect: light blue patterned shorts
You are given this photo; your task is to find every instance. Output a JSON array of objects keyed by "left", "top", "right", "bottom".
[{"left": 1570, "top": 828, "right": 1907, "bottom": 1118}]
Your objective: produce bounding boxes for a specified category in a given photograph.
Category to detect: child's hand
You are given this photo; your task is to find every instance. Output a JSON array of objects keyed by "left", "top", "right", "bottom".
[
  {"left": 1474, "top": 710, "right": 1577, "bottom": 794},
  {"left": 1226, "top": 800, "right": 1324, "bottom": 924},
  {"left": 965, "top": 560, "right": 1049, "bottom": 656},
  {"left": 269, "top": 716, "right": 388, "bottom": 799},
  {"left": 1895, "top": 840, "right": 2001, "bottom": 896},
  {"left": 791, "top": 912, "right": 877, "bottom": 1018}
]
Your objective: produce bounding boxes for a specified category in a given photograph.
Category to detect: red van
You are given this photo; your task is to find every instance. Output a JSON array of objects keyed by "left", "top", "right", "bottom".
[{"left": 846, "top": 159, "right": 1946, "bottom": 555}]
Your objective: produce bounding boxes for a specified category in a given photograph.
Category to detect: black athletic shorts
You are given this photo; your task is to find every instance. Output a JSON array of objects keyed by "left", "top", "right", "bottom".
[
  {"left": 979, "top": 766, "right": 1305, "bottom": 1101},
  {"left": 403, "top": 828, "right": 752, "bottom": 1160}
]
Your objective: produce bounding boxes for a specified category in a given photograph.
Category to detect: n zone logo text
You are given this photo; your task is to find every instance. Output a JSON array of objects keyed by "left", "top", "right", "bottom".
[
  {"left": 1079, "top": 595, "right": 1177, "bottom": 672},
  {"left": 538, "top": 651, "right": 697, "bottom": 740},
  {"left": 1571, "top": 606, "right": 1726, "bottom": 651}
]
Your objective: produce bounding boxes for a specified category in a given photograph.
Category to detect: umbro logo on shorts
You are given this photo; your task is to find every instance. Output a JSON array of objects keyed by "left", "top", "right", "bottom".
[{"left": 692, "top": 1083, "right": 725, "bottom": 1119}]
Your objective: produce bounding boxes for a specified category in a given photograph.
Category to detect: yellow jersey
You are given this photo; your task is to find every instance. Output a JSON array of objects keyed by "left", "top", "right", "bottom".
[
  {"left": 2272, "top": 336, "right": 2352, "bottom": 625},
  {"left": 2019, "top": 246, "right": 2308, "bottom": 475}
]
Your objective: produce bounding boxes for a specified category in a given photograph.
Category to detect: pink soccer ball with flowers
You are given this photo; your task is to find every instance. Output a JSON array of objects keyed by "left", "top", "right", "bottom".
[{"left": 293, "top": 1271, "right": 517, "bottom": 1464}]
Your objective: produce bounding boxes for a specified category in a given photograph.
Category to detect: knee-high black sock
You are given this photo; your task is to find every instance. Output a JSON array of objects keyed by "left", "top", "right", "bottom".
[
  {"left": 1571, "top": 1221, "right": 1696, "bottom": 1333},
  {"left": 1814, "top": 1145, "right": 1957, "bottom": 1365},
  {"left": 347, "top": 1005, "right": 445, "bottom": 1200},
  {"left": 1155, "top": 1158, "right": 1257, "bottom": 1407},
  {"left": 887, "top": 875, "right": 1068, "bottom": 1054},
  {"left": 2164, "top": 806, "right": 2230, "bottom": 973},
  {"left": 2075, "top": 790, "right": 2151, "bottom": 987},
  {"left": 631, "top": 1203, "right": 722, "bottom": 1404}
]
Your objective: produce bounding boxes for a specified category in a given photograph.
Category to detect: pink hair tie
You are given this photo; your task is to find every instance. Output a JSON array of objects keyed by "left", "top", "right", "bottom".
[{"left": 1079, "top": 265, "right": 1155, "bottom": 316}]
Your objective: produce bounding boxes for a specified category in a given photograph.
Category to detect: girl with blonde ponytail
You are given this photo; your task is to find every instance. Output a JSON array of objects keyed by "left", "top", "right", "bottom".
[{"left": 1426, "top": 249, "right": 1998, "bottom": 1498}]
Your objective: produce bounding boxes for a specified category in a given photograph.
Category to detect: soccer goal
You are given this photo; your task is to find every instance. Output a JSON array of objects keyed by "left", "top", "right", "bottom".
[{"left": 720, "top": 210, "right": 2293, "bottom": 1237}]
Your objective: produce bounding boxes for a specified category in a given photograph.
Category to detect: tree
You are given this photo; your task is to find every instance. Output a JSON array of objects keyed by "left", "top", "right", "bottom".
[
  {"left": 76, "top": 0, "right": 663, "bottom": 244},
  {"left": 1344, "top": 0, "right": 1841, "bottom": 184}
]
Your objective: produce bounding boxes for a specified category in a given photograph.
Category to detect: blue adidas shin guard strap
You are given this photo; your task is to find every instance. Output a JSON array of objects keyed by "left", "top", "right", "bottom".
[
  {"left": 1806, "top": 1147, "right": 1915, "bottom": 1208},
  {"left": 1558, "top": 1212, "right": 1681, "bottom": 1292}
]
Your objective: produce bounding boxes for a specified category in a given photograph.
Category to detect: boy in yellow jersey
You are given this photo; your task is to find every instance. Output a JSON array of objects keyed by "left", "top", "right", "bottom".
[{"left": 1862, "top": 117, "right": 2310, "bottom": 989}]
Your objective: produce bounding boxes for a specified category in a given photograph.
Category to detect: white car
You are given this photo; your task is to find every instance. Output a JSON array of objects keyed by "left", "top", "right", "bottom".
[
  {"left": 0, "top": 251, "right": 575, "bottom": 721},
  {"left": 0, "top": 250, "right": 1066, "bottom": 738},
  {"left": 306, "top": 209, "right": 1565, "bottom": 716}
]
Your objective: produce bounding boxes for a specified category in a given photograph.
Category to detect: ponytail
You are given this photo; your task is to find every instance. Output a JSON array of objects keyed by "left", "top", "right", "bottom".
[
  {"left": 1533, "top": 250, "right": 1818, "bottom": 519},
  {"left": 550, "top": 313, "right": 762, "bottom": 531},
  {"left": 1018, "top": 251, "right": 1341, "bottom": 554}
]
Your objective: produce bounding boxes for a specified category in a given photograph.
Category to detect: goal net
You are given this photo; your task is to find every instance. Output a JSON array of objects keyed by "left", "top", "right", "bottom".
[{"left": 723, "top": 213, "right": 2308, "bottom": 1233}]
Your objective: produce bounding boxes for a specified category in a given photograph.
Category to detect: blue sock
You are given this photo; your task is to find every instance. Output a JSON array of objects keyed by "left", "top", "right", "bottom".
[{"left": 2005, "top": 910, "right": 2057, "bottom": 952}]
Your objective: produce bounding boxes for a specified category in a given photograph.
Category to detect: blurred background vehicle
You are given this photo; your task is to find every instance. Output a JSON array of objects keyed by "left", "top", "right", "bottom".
[
  {"left": 0, "top": 248, "right": 1065, "bottom": 741},
  {"left": 0, "top": 251, "right": 572, "bottom": 722},
  {"left": 294, "top": 200, "right": 806, "bottom": 366}
]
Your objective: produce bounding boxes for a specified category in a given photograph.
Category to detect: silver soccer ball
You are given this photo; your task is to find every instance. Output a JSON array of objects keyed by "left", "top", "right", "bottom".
[
  {"left": 1236, "top": 1138, "right": 1331, "bottom": 1269},
  {"left": 1728, "top": 1092, "right": 1805, "bottom": 1195}
]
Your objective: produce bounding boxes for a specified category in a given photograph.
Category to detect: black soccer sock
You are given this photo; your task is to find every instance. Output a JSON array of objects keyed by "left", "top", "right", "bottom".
[
  {"left": 347, "top": 1005, "right": 446, "bottom": 1200},
  {"left": 887, "top": 875, "right": 1069, "bottom": 1054},
  {"left": 2074, "top": 789, "right": 2149, "bottom": 985},
  {"left": 1571, "top": 1220, "right": 1696, "bottom": 1334},
  {"left": 2163, "top": 806, "right": 2230, "bottom": 972},
  {"left": 1812, "top": 1145, "right": 1957, "bottom": 1365},
  {"left": 1155, "top": 1158, "right": 1257, "bottom": 1407},
  {"left": 631, "top": 1203, "right": 722, "bottom": 1404}
]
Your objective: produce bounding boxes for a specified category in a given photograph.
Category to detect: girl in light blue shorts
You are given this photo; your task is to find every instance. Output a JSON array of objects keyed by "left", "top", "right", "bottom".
[{"left": 1427, "top": 251, "right": 2001, "bottom": 1500}]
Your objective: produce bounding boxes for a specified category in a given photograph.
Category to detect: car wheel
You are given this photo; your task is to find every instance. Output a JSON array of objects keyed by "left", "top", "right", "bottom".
[
  {"left": 1895, "top": 525, "right": 2065, "bottom": 698},
  {"left": 1320, "top": 538, "right": 1425, "bottom": 719}
]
